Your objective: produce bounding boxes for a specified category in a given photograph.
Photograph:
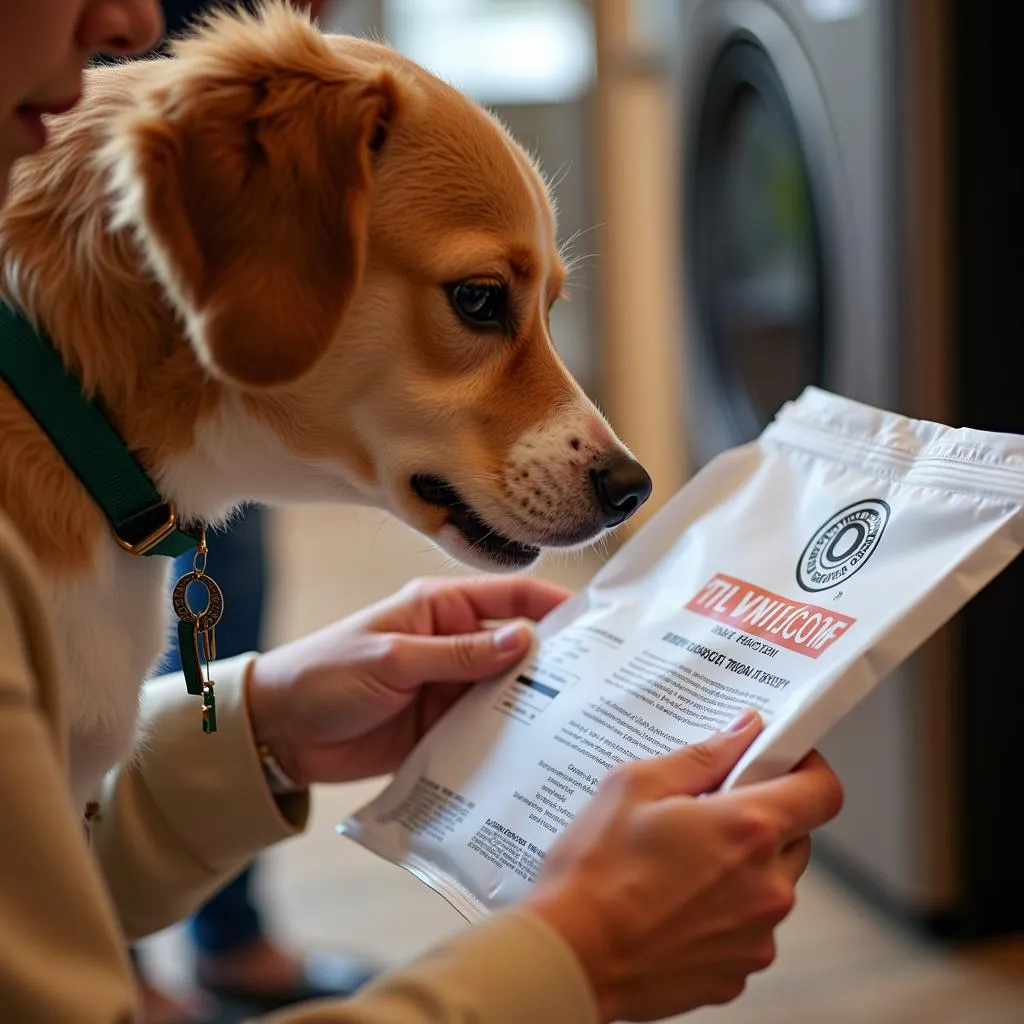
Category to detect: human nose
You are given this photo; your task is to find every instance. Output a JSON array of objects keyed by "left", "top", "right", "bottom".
[{"left": 77, "top": 0, "right": 164, "bottom": 58}]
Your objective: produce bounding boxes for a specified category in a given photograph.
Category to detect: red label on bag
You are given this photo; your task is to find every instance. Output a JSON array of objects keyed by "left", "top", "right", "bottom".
[{"left": 686, "top": 573, "right": 856, "bottom": 659}]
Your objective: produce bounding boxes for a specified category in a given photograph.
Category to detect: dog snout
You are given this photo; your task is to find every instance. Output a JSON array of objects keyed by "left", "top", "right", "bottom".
[{"left": 590, "top": 454, "right": 653, "bottom": 528}]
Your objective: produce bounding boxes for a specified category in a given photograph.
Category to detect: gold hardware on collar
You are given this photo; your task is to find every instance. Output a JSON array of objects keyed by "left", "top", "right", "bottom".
[
  {"left": 193, "top": 527, "right": 208, "bottom": 575},
  {"left": 112, "top": 501, "right": 178, "bottom": 555}
]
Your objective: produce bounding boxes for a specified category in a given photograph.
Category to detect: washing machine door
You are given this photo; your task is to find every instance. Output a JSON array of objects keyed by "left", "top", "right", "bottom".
[
  {"left": 690, "top": 37, "right": 825, "bottom": 448},
  {"left": 681, "top": 1, "right": 856, "bottom": 467}
]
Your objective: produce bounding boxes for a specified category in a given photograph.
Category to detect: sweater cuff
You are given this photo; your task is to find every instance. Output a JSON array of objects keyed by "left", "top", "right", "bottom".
[
  {"left": 350, "top": 908, "right": 599, "bottom": 1024},
  {"left": 133, "top": 654, "right": 308, "bottom": 871}
]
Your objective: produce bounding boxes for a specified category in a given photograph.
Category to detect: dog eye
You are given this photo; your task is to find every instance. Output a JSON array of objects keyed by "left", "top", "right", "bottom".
[{"left": 447, "top": 281, "right": 509, "bottom": 332}]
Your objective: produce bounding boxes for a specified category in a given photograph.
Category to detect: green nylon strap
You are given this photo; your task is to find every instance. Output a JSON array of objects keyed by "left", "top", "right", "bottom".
[
  {"left": 177, "top": 619, "right": 206, "bottom": 696},
  {"left": 0, "top": 301, "right": 198, "bottom": 558}
]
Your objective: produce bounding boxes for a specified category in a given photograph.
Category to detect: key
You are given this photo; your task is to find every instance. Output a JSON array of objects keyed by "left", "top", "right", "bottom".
[
  {"left": 171, "top": 570, "right": 225, "bottom": 727},
  {"left": 202, "top": 682, "right": 217, "bottom": 734}
]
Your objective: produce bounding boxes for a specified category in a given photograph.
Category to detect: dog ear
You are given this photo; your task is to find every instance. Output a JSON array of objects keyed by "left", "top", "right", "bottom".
[{"left": 117, "top": 65, "right": 395, "bottom": 388}]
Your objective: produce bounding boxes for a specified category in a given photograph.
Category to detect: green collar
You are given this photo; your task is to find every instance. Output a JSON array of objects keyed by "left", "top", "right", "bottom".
[{"left": 0, "top": 301, "right": 201, "bottom": 558}]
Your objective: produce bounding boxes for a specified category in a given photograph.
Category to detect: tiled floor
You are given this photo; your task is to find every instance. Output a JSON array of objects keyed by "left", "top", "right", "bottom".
[{"left": 142, "top": 505, "right": 1024, "bottom": 1022}]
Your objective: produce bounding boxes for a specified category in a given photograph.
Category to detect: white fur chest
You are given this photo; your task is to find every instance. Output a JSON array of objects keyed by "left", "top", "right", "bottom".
[
  {"left": 26, "top": 395, "right": 372, "bottom": 814},
  {"left": 43, "top": 538, "right": 173, "bottom": 809}
]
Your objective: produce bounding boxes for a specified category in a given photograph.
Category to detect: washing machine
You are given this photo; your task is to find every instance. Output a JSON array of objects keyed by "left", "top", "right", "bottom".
[{"left": 672, "top": 0, "right": 1024, "bottom": 939}]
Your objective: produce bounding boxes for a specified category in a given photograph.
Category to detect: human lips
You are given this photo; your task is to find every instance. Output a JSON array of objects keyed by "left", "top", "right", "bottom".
[{"left": 15, "top": 94, "right": 81, "bottom": 152}]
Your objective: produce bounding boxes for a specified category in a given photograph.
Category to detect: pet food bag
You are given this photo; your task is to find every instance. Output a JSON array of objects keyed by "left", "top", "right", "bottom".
[{"left": 339, "top": 387, "right": 1024, "bottom": 922}]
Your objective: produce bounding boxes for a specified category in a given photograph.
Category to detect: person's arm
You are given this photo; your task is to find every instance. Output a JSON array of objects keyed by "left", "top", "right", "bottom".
[
  {"left": 97, "top": 660, "right": 597, "bottom": 1023},
  {"left": 94, "top": 665, "right": 598, "bottom": 1022},
  {"left": 90, "top": 655, "right": 308, "bottom": 940},
  {"left": 267, "top": 911, "right": 598, "bottom": 1024},
  {"left": 0, "top": 529, "right": 596, "bottom": 1023}
]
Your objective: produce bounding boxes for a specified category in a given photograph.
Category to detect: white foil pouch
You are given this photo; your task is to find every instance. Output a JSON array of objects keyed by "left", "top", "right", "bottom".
[{"left": 339, "top": 387, "right": 1024, "bottom": 922}]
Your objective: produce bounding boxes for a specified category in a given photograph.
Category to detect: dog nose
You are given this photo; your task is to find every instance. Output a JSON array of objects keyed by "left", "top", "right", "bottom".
[{"left": 590, "top": 455, "right": 653, "bottom": 528}]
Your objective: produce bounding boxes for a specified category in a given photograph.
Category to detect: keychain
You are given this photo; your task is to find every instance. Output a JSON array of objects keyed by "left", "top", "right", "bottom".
[{"left": 171, "top": 531, "right": 224, "bottom": 733}]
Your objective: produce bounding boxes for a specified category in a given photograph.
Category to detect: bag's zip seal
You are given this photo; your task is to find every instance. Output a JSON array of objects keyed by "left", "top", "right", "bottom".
[{"left": 766, "top": 417, "right": 1024, "bottom": 505}]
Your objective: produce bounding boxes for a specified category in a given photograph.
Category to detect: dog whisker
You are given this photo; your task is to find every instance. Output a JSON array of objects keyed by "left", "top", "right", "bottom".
[
  {"left": 547, "top": 159, "right": 574, "bottom": 193},
  {"left": 370, "top": 514, "right": 390, "bottom": 547},
  {"left": 562, "top": 251, "right": 601, "bottom": 275},
  {"left": 558, "top": 223, "right": 604, "bottom": 262},
  {"left": 562, "top": 280, "right": 596, "bottom": 297}
]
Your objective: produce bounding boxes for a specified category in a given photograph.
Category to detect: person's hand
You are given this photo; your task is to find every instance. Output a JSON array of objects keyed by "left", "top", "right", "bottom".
[
  {"left": 246, "top": 576, "right": 570, "bottom": 786},
  {"left": 523, "top": 711, "right": 844, "bottom": 1023}
]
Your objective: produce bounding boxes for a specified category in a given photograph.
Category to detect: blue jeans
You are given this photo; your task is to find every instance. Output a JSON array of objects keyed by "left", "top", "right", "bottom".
[{"left": 162, "top": 506, "right": 267, "bottom": 954}]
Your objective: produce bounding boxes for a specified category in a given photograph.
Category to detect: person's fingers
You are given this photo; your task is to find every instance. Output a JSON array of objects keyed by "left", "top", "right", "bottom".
[
  {"left": 411, "top": 576, "right": 573, "bottom": 634},
  {"left": 380, "top": 623, "right": 534, "bottom": 685},
  {"left": 616, "top": 710, "right": 764, "bottom": 800},
  {"left": 415, "top": 680, "right": 476, "bottom": 734},
  {"left": 719, "top": 752, "right": 844, "bottom": 845},
  {"left": 457, "top": 577, "right": 573, "bottom": 627},
  {"left": 779, "top": 835, "right": 813, "bottom": 883}
]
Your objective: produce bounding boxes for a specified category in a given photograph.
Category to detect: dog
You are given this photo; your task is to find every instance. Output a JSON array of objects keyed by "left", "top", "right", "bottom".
[{"left": 0, "top": 3, "right": 651, "bottom": 807}]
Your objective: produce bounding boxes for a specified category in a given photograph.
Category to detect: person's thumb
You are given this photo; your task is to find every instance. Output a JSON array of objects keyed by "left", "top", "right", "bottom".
[
  {"left": 659, "top": 709, "right": 764, "bottom": 797},
  {"left": 388, "top": 621, "right": 534, "bottom": 684}
]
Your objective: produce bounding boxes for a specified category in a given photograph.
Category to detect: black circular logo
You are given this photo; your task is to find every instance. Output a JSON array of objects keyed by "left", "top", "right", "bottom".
[{"left": 796, "top": 499, "right": 891, "bottom": 593}]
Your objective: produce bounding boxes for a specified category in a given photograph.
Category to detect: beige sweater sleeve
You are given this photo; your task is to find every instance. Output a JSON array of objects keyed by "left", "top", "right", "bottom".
[
  {"left": 0, "top": 514, "right": 598, "bottom": 1023},
  {"left": 268, "top": 909, "right": 598, "bottom": 1024},
  {"left": 97, "top": 660, "right": 598, "bottom": 1023},
  {"left": 91, "top": 655, "right": 309, "bottom": 940}
]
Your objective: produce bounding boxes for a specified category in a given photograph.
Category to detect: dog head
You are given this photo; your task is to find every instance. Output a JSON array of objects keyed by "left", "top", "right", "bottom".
[{"left": 103, "top": 3, "right": 651, "bottom": 570}]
